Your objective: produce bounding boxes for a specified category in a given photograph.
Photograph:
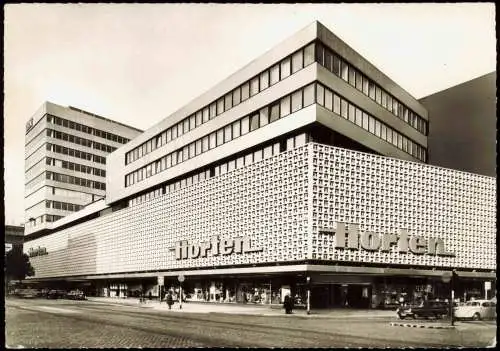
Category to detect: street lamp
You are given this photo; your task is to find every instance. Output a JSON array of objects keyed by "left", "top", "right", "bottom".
[
  {"left": 442, "top": 270, "right": 457, "bottom": 326},
  {"left": 306, "top": 276, "right": 311, "bottom": 315}
]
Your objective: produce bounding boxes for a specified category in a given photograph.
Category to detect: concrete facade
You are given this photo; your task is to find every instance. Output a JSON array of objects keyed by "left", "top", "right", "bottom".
[
  {"left": 24, "top": 102, "right": 142, "bottom": 235},
  {"left": 420, "top": 72, "right": 496, "bottom": 177}
]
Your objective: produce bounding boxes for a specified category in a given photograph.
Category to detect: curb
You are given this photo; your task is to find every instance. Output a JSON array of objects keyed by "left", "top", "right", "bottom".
[{"left": 390, "top": 322, "right": 455, "bottom": 329}]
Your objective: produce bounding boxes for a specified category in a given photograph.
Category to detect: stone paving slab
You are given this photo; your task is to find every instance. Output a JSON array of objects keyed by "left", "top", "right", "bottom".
[{"left": 86, "top": 297, "right": 396, "bottom": 318}]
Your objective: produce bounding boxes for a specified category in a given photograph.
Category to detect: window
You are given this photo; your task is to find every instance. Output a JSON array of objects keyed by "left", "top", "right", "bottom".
[
  {"left": 375, "top": 120, "right": 381, "bottom": 137},
  {"left": 348, "top": 66, "right": 355, "bottom": 86},
  {"left": 333, "top": 94, "right": 341, "bottom": 114},
  {"left": 220, "top": 163, "right": 228, "bottom": 175},
  {"left": 225, "top": 92, "right": 233, "bottom": 110},
  {"left": 263, "top": 145, "right": 273, "bottom": 159},
  {"left": 304, "top": 43, "right": 315, "bottom": 66},
  {"left": 280, "top": 96, "right": 291, "bottom": 117},
  {"left": 303, "top": 84, "right": 314, "bottom": 106},
  {"left": 270, "top": 64, "right": 280, "bottom": 85},
  {"left": 241, "top": 82, "right": 250, "bottom": 101},
  {"left": 362, "top": 112, "right": 369, "bottom": 130},
  {"left": 207, "top": 105, "right": 214, "bottom": 120},
  {"left": 202, "top": 136, "right": 209, "bottom": 152},
  {"left": 286, "top": 137, "right": 295, "bottom": 150},
  {"left": 280, "top": 57, "right": 291, "bottom": 79},
  {"left": 254, "top": 149, "right": 262, "bottom": 162},
  {"left": 291, "top": 50, "right": 303, "bottom": 73},
  {"left": 315, "top": 43, "right": 324, "bottom": 64},
  {"left": 355, "top": 69, "right": 363, "bottom": 90},
  {"left": 259, "top": 107, "right": 269, "bottom": 127},
  {"left": 362, "top": 76, "right": 369, "bottom": 95},
  {"left": 195, "top": 140, "right": 202, "bottom": 155},
  {"left": 332, "top": 54, "right": 341, "bottom": 76},
  {"left": 217, "top": 98, "right": 224, "bottom": 115},
  {"left": 177, "top": 123, "right": 184, "bottom": 138},
  {"left": 233, "top": 87, "right": 241, "bottom": 106},
  {"left": 209, "top": 133, "right": 216, "bottom": 149},
  {"left": 348, "top": 104, "right": 355, "bottom": 123},
  {"left": 250, "top": 114, "right": 259, "bottom": 131},
  {"left": 244, "top": 153, "right": 253, "bottom": 165},
  {"left": 341, "top": 60, "right": 348, "bottom": 81},
  {"left": 325, "top": 89, "right": 333, "bottom": 111},
  {"left": 250, "top": 76, "right": 259, "bottom": 96},
  {"left": 368, "top": 116, "right": 375, "bottom": 133},
  {"left": 381, "top": 90, "right": 388, "bottom": 108},
  {"left": 375, "top": 86, "right": 382, "bottom": 104},
  {"left": 324, "top": 50, "right": 332, "bottom": 71},
  {"left": 166, "top": 128, "right": 172, "bottom": 142},
  {"left": 260, "top": 71, "right": 269, "bottom": 91},
  {"left": 380, "top": 124, "right": 387, "bottom": 140},
  {"left": 368, "top": 81, "right": 376, "bottom": 99},
  {"left": 340, "top": 99, "right": 348, "bottom": 119},
  {"left": 224, "top": 125, "right": 232, "bottom": 143},
  {"left": 270, "top": 102, "right": 280, "bottom": 122},
  {"left": 316, "top": 85, "right": 324, "bottom": 106},
  {"left": 182, "top": 146, "right": 189, "bottom": 161},
  {"left": 241, "top": 116, "right": 250, "bottom": 135},
  {"left": 295, "top": 133, "right": 306, "bottom": 147},
  {"left": 189, "top": 143, "right": 195, "bottom": 159},
  {"left": 291, "top": 90, "right": 303, "bottom": 112},
  {"left": 236, "top": 156, "right": 244, "bottom": 169},
  {"left": 232, "top": 120, "right": 241, "bottom": 139},
  {"left": 171, "top": 125, "right": 178, "bottom": 140}
]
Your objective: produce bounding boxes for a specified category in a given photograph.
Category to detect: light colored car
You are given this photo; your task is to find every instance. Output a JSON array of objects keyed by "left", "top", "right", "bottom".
[{"left": 454, "top": 299, "right": 496, "bottom": 320}]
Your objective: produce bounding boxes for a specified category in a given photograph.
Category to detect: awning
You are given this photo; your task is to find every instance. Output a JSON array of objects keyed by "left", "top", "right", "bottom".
[{"left": 455, "top": 271, "right": 496, "bottom": 279}]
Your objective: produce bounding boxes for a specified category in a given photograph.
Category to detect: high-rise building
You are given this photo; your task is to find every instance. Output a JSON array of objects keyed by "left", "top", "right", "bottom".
[
  {"left": 24, "top": 22, "right": 495, "bottom": 307},
  {"left": 24, "top": 102, "right": 142, "bottom": 235},
  {"left": 419, "top": 71, "right": 496, "bottom": 177}
]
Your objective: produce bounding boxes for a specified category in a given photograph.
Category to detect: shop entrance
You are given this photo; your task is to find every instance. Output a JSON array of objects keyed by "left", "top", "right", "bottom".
[{"left": 311, "top": 284, "right": 371, "bottom": 308}]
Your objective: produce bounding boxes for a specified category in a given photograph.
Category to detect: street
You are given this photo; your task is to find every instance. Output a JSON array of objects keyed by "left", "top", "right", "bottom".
[{"left": 5, "top": 298, "right": 496, "bottom": 348}]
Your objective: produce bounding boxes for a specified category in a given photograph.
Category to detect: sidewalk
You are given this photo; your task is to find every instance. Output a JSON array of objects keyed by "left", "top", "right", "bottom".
[{"left": 86, "top": 297, "right": 395, "bottom": 318}]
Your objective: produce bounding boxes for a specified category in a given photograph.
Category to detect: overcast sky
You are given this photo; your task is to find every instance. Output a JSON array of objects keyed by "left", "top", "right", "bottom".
[{"left": 3, "top": 3, "right": 496, "bottom": 225}]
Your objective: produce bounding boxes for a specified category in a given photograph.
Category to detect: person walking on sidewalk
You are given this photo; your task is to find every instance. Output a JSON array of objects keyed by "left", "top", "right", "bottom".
[
  {"left": 284, "top": 294, "right": 293, "bottom": 314},
  {"left": 166, "top": 291, "right": 174, "bottom": 310}
]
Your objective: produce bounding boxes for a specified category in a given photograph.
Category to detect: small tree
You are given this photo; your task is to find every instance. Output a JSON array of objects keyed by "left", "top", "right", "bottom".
[{"left": 5, "top": 247, "right": 35, "bottom": 287}]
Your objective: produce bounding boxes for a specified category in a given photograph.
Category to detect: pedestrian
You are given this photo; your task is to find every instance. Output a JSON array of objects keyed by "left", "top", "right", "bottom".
[
  {"left": 148, "top": 291, "right": 152, "bottom": 301},
  {"left": 166, "top": 291, "right": 174, "bottom": 310},
  {"left": 284, "top": 294, "right": 293, "bottom": 314}
]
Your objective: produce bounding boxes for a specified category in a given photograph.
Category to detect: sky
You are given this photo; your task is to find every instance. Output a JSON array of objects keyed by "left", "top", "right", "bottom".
[{"left": 3, "top": 3, "right": 496, "bottom": 226}]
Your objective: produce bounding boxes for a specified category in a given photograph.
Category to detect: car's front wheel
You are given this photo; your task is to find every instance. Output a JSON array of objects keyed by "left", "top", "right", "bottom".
[
  {"left": 397, "top": 313, "right": 405, "bottom": 320},
  {"left": 472, "top": 312, "right": 481, "bottom": 321}
]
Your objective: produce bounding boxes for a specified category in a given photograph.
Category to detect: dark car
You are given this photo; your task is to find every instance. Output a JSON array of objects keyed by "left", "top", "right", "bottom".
[
  {"left": 66, "top": 290, "right": 86, "bottom": 300},
  {"left": 396, "top": 300, "right": 449, "bottom": 319},
  {"left": 46, "top": 289, "right": 67, "bottom": 299}
]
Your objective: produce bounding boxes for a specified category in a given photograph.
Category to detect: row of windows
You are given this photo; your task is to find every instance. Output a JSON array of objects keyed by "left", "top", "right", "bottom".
[
  {"left": 45, "top": 200, "right": 84, "bottom": 212},
  {"left": 315, "top": 82, "right": 427, "bottom": 162},
  {"left": 47, "top": 115, "right": 130, "bottom": 144},
  {"left": 124, "top": 83, "right": 316, "bottom": 187},
  {"left": 315, "top": 41, "right": 427, "bottom": 135},
  {"left": 46, "top": 157, "right": 106, "bottom": 177},
  {"left": 26, "top": 214, "right": 64, "bottom": 227},
  {"left": 46, "top": 143, "right": 107, "bottom": 164},
  {"left": 125, "top": 42, "right": 316, "bottom": 165},
  {"left": 46, "top": 171, "right": 106, "bottom": 190},
  {"left": 128, "top": 134, "right": 303, "bottom": 207},
  {"left": 52, "top": 186, "right": 96, "bottom": 204},
  {"left": 47, "top": 129, "right": 117, "bottom": 153}
]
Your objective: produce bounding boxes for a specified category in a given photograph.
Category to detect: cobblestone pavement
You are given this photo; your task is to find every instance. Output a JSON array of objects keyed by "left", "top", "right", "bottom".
[{"left": 5, "top": 298, "right": 496, "bottom": 348}]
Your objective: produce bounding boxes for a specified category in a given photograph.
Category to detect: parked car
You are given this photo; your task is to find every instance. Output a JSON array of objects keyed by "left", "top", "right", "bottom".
[
  {"left": 454, "top": 299, "right": 496, "bottom": 321},
  {"left": 396, "top": 300, "right": 449, "bottom": 319},
  {"left": 18, "top": 289, "right": 41, "bottom": 299},
  {"left": 46, "top": 289, "right": 67, "bottom": 299},
  {"left": 66, "top": 290, "right": 86, "bottom": 300}
]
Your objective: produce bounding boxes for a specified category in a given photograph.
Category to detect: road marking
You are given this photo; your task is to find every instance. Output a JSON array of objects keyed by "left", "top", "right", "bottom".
[{"left": 36, "top": 306, "right": 81, "bottom": 314}]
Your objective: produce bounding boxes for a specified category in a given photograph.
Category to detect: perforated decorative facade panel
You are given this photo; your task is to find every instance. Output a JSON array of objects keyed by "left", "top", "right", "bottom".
[
  {"left": 26, "top": 146, "right": 311, "bottom": 278},
  {"left": 310, "top": 143, "right": 496, "bottom": 270},
  {"left": 25, "top": 143, "right": 496, "bottom": 280}
]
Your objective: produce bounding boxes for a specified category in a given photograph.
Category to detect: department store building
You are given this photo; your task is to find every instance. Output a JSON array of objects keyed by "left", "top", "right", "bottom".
[{"left": 24, "top": 21, "right": 496, "bottom": 309}]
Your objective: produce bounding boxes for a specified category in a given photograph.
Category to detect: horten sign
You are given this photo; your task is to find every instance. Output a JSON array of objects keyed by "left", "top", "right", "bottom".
[
  {"left": 28, "top": 246, "right": 48, "bottom": 258},
  {"left": 319, "top": 222, "right": 455, "bottom": 257},
  {"left": 175, "top": 236, "right": 263, "bottom": 260}
]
